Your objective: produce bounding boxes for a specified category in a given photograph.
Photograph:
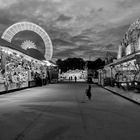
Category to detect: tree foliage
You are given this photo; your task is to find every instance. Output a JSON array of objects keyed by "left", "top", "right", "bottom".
[
  {"left": 56, "top": 57, "right": 105, "bottom": 73},
  {"left": 56, "top": 58, "right": 85, "bottom": 73},
  {"left": 86, "top": 58, "right": 105, "bottom": 70}
]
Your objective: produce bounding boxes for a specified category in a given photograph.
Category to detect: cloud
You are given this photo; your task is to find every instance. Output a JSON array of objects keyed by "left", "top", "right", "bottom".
[
  {"left": 71, "top": 35, "right": 91, "bottom": 42},
  {"left": 0, "top": 0, "right": 139, "bottom": 60},
  {"left": 116, "top": 0, "right": 140, "bottom": 9},
  {"left": 52, "top": 0, "right": 62, "bottom": 3},
  {"left": 52, "top": 39, "right": 75, "bottom": 46},
  {"left": 56, "top": 14, "right": 72, "bottom": 22},
  {"left": 0, "top": 0, "right": 18, "bottom": 8},
  {"left": 53, "top": 49, "right": 73, "bottom": 58}
]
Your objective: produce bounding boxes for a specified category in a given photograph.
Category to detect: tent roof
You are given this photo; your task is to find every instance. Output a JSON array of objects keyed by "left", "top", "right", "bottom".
[{"left": 0, "top": 38, "right": 45, "bottom": 61}]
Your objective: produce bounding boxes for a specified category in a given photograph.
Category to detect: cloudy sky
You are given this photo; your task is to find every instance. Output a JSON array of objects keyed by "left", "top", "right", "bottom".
[{"left": 0, "top": 0, "right": 140, "bottom": 60}]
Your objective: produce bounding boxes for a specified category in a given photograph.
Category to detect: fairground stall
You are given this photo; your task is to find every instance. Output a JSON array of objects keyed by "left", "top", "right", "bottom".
[
  {"left": 45, "top": 60, "right": 59, "bottom": 83},
  {"left": 0, "top": 38, "right": 56, "bottom": 92},
  {"left": 98, "top": 18, "right": 140, "bottom": 90},
  {"left": 59, "top": 69, "right": 87, "bottom": 82},
  {"left": 0, "top": 21, "right": 57, "bottom": 93}
]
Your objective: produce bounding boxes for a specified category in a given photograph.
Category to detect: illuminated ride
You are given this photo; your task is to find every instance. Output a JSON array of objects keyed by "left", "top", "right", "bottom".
[{"left": 1, "top": 21, "right": 53, "bottom": 60}]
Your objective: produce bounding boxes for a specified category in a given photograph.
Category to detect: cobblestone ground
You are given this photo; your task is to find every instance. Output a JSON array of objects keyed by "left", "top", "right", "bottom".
[{"left": 0, "top": 83, "right": 140, "bottom": 140}]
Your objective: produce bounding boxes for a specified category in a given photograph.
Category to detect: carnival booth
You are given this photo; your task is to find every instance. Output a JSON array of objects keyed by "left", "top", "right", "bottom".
[
  {"left": 98, "top": 69, "right": 105, "bottom": 86},
  {"left": 43, "top": 60, "right": 58, "bottom": 83},
  {"left": 104, "top": 55, "right": 138, "bottom": 89},
  {"left": 98, "top": 18, "right": 140, "bottom": 90},
  {"left": 0, "top": 41, "right": 50, "bottom": 92}
]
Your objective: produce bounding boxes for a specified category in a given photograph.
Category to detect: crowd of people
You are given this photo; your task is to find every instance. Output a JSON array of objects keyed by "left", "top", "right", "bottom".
[{"left": 68, "top": 76, "right": 77, "bottom": 82}]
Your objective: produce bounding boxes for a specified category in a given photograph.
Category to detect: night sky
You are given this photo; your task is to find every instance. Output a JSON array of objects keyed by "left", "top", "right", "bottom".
[{"left": 0, "top": 0, "right": 140, "bottom": 60}]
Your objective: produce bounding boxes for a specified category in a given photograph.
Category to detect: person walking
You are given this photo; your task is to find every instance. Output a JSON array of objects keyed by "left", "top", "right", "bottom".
[
  {"left": 86, "top": 85, "right": 92, "bottom": 100},
  {"left": 74, "top": 76, "right": 77, "bottom": 83}
]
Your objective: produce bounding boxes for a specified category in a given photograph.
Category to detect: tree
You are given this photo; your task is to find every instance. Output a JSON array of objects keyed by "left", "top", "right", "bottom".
[
  {"left": 86, "top": 58, "right": 105, "bottom": 70},
  {"left": 56, "top": 57, "right": 85, "bottom": 73}
]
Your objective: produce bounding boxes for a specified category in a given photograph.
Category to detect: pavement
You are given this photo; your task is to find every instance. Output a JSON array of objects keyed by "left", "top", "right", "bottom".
[
  {"left": 104, "top": 85, "right": 140, "bottom": 105},
  {"left": 0, "top": 83, "right": 140, "bottom": 140}
]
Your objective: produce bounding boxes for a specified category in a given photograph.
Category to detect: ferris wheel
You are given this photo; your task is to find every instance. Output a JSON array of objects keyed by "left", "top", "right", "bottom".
[{"left": 1, "top": 21, "right": 53, "bottom": 60}]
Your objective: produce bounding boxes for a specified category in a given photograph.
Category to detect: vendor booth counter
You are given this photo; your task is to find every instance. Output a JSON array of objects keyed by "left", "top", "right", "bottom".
[
  {"left": 0, "top": 46, "right": 56, "bottom": 94},
  {"left": 98, "top": 52, "right": 140, "bottom": 91}
]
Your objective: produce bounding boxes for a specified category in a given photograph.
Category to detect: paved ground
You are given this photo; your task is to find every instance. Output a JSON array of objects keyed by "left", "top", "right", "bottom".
[
  {"left": 104, "top": 85, "right": 140, "bottom": 104},
  {"left": 0, "top": 83, "right": 140, "bottom": 140}
]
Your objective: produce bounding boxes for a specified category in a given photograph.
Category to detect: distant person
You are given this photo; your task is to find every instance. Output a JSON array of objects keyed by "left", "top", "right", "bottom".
[
  {"left": 74, "top": 76, "right": 77, "bottom": 83},
  {"left": 86, "top": 85, "right": 92, "bottom": 100}
]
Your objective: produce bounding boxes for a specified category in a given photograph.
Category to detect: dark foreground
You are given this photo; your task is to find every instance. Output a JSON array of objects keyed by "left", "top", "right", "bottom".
[{"left": 0, "top": 83, "right": 140, "bottom": 140}]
